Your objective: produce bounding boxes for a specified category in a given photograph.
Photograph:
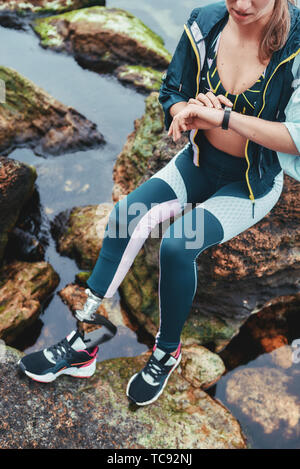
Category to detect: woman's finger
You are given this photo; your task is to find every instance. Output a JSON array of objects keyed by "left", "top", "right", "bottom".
[
  {"left": 195, "top": 93, "right": 214, "bottom": 108},
  {"left": 168, "top": 121, "right": 173, "bottom": 136},
  {"left": 216, "top": 94, "right": 233, "bottom": 107},
  {"left": 188, "top": 98, "right": 204, "bottom": 106},
  {"left": 205, "top": 91, "right": 223, "bottom": 109}
]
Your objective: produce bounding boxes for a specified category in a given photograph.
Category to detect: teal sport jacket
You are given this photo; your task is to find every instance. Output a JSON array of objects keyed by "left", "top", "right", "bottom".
[{"left": 159, "top": 1, "right": 300, "bottom": 208}]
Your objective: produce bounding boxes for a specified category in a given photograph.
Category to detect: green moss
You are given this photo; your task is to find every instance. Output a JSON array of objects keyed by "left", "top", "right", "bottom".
[
  {"left": 0, "top": 0, "right": 105, "bottom": 15},
  {"left": 117, "top": 65, "right": 163, "bottom": 91},
  {"left": 0, "top": 66, "right": 46, "bottom": 119},
  {"left": 75, "top": 271, "right": 91, "bottom": 285},
  {"left": 33, "top": 7, "right": 171, "bottom": 63},
  {"left": 33, "top": 18, "right": 64, "bottom": 48}
]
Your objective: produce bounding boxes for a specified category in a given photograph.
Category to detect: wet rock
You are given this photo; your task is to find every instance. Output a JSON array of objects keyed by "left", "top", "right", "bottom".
[
  {"left": 5, "top": 187, "right": 49, "bottom": 263},
  {"left": 51, "top": 202, "right": 113, "bottom": 270},
  {"left": 225, "top": 367, "right": 300, "bottom": 440},
  {"left": 0, "top": 157, "right": 37, "bottom": 265},
  {"left": 5, "top": 227, "right": 45, "bottom": 262},
  {"left": 0, "top": 66, "right": 104, "bottom": 157},
  {"left": 0, "top": 345, "right": 246, "bottom": 448},
  {"left": 0, "top": 260, "right": 59, "bottom": 343},
  {"left": 115, "top": 65, "right": 163, "bottom": 93},
  {"left": 0, "top": 0, "right": 106, "bottom": 29},
  {"left": 32, "top": 7, "right": 171, "bottom": 73},
  {"left": 112, "top": 92, "right": 187, "bottom": 202},
  {"left": 179, "top": 345, "right": 225, "bottom": 389}
]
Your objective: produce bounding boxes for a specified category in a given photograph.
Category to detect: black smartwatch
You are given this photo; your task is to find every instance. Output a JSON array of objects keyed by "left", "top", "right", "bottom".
[{"left": 221, "top": 106, "right": 232, "bottom": 130}]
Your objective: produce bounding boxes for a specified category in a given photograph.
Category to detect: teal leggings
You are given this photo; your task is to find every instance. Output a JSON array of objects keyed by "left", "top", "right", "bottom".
[{"left": 87, "top": 134, "right": 283, "bottom": 352}]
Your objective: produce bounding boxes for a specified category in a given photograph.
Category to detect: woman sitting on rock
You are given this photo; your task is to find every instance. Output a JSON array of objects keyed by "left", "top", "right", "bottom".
[{"left": 19, "top": 0, "right": 300, "bottom": 406}]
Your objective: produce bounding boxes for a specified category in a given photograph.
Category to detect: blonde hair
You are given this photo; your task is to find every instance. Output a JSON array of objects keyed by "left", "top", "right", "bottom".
[{"left": 259, "top": 0, "right": 297, "bottom": 62}]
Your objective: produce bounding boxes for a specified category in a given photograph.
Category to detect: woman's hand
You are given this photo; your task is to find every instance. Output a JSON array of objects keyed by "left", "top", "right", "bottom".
[
  {"left": 168, "top": 91, "right": 233, "bottom": 142},
  {"left": 189, "top": 91, "right": 233, "bottom": 110},
  {"left": 168, "top": 103, "right": 224, "bottom": 141}
]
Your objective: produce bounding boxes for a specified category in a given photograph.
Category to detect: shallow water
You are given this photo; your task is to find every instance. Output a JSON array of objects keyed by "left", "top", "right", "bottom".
[{"left": 2, "top": 0, "right": 300, "bottom": 449}]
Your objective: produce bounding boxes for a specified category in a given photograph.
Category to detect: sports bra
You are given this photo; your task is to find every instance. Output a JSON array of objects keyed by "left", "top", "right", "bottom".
[{"left": 200, "top": 28, "right": 267, "bottom": 115}]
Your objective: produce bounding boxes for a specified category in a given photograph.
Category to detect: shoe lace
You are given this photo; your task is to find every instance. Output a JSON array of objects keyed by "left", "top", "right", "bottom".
[
  {"left": 143, "top": 355, "right": 168, "bottom": 381},
  {"left": 47, "top": 338, "right": 73, "bottom": 361}
]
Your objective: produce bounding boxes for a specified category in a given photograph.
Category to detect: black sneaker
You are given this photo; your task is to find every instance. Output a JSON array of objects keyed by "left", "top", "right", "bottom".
[
  {"left": 126, "top": 343, "right": 182, "bottom": 406},
  {"left": 18, "top": 330, "right": 98, "bottom": 383}
]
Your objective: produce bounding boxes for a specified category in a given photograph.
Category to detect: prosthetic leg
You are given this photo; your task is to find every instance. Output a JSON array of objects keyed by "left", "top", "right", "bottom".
[{"left": 18, "top": 288, "right": 117, "bottom": 382}]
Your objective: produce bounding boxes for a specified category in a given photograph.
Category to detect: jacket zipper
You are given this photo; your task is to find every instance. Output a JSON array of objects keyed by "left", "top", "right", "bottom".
[
  {"left": 258, "top": 151, "right": 262, "bottom": 179},
  {"left": 184, "top": 24, "right": 202, "bottom": 165}
]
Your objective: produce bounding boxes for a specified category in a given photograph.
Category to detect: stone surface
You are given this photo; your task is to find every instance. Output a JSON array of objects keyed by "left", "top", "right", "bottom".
[
  {"left": 0, "top": 157, "right": 37, "bottom": 265},
  {"left": 0, "top": 260, "right": 59, "bottom": 343},
  {"left": 115, "top": 65, "right": 163, "bottom": 93},
  {"left": 179, "top": 345, "right": 226, "bottom": 389},
  {"left": 32, "top": 7, "right": 171, "bottom": 72},
  {"left": 0, "top": 0, "right": 105, "bottom": 15},
  {"left": 0, "top": 66, "right": 104, "bottom": 157},
  {"left": 0, "top": 345, "right": 246, "bottom": 449},
  {"left": 0, "top": 0, "right": 105, "bottom": 28},
  {"left": 51, "top": 202, "right": 113, "bottom": 270}
]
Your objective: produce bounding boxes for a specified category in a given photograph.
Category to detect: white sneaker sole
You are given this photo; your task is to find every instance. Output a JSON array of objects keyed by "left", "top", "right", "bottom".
[
  {"left": 18, "top": 358, "right": 96, "bottom": 383},
  {"left": 126, "top": 353, "right": 182, "bottom": 406}
]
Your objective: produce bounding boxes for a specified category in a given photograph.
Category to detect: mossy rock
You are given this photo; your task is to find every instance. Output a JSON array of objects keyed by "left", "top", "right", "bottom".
[
  {"left": 0, "top": 260, "right": 59, "bottom": 342},
  {"left": 0, "top": 344, "right": 246, "bottom": 448},
  {"left": 0, "top": 66, "right": 104, "bottom": 156},
  {"left": 32, "top": 7, "right": 171, "bottom": 70},
  {"left": 0, "top": 157, "right": 37, "bottom": 265},
  {"left": 115, "top": 65, "right": 163, "bottom": 93},
  {"left": 0, "top": 0, "right": 105, "bottom": 16}
]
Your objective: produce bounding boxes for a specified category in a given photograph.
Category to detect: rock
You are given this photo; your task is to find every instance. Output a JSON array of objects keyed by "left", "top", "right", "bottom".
[
  {"left": 0, "top": 260, "right": 59, "bottom": 343},
  {"left": 0, "top": 0, "right": 106, "bottom": 29},
  {"left": 51, "top": 203, "right": 113, "bottom": 270},
  {"left": 0, "top": 345, "right": 246, "bottom": 448},
  {"left": 115, "top": 65, "right": 163, "bottom": 93},
  {"left": 112, "top": 92, "right": 187, "bottom": 201},
  {"left": 0, "top": 157, "right": 37, "bottom": 265},
  {"left": 179, "top": 345, "right": 225, "bottom": 389},
  {"left": 225, "top": 367, "right": 300, "bottom": 440},
  {"left": 32, "top": 7, "right": 171, "bottom": 72},
  {"left": 4, "top": 187, "right": 49, "bottom": 263},
  {"left": 0, "top": 0, "right": 105, "bottom": 15},
  {"left": 0, "top": 66, "right": 104, "bottom": 157},
  {"left": 6, "top": 227, "right": 45, "bottom": 262}
]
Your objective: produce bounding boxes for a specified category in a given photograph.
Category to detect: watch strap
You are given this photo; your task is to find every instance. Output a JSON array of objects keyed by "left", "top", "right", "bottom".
[{"left": 222, "top": 106, "right": 232, "bottom": 130}]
